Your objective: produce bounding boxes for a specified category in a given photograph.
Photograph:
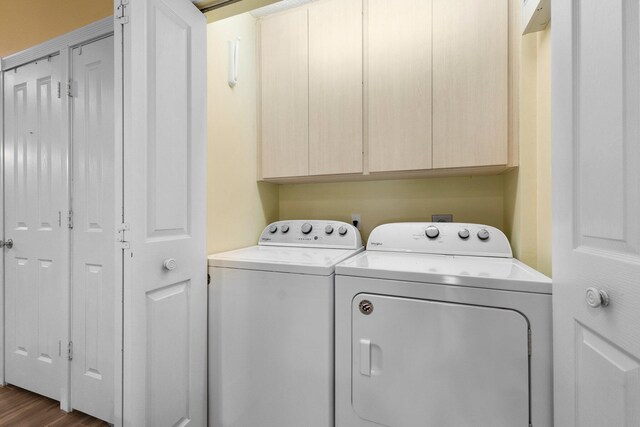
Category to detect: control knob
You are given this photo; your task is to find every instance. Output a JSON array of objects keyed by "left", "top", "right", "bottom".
[
  {"left": 281, "top": 225, "right": 289, "bottom": 233},
  {"left": 425, "top": 226, "right": 440, "bottom": 239},
  {"left": 301, "top": 223, "right": 313, "bottom": 234},
  {"left": 268, "top": 224, "right": 278, "bottom": 233},
  {"left": 325, "top": 225, "right": 334, "bottom": 234},
  {"left": 458, "top": 228, "right": 470, "bottom": 239},
  {"left": 477, "top": 229, "right": 490, "bottom": 241},
  {"left": 338, "top": 226, "right": 348, "bottom": 236}
]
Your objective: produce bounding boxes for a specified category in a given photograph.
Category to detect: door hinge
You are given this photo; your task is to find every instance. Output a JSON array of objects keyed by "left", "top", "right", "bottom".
[
  {"left": 57, "top": 81, "right": 61, "bottom": 99},
  {"left": 67, "top": 210, "right": 74, "bottom": 229},
  {"left": 528, "top": 329, "right": 532, "bottom": 357},
  {"left": 67, "top": 341, "right": 73, "bottom": 361},
  {"left": 116, "top": 0, "right": 129, "bottom": 24},
  {"left": 67, "top": 79, "right": 76, "bottom": 97},
  {"left": 117, "top": 222, "right": 130, "bottom": 249}
]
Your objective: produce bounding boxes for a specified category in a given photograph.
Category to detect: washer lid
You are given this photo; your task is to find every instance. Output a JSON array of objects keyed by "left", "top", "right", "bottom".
[
  {"left": 336, "top": 251, "right": 551, "bottom": 294},
  {"left": 208, "top": 245, "right": 364, "bottom": 276}
]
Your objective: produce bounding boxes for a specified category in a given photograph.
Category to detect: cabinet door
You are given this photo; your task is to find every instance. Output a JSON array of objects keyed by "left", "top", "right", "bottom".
[
  {"left": 259, "top": 8, "right": 309, "bottom": 179},
  {"left": 367, "top": 0, "right": 432, "bottom": 172},
  {"left": 433, "top": 0, "right": 508, "bottom": 168},
  {"left": 308, "top": 0, "right": 363, "bottom": 176}
]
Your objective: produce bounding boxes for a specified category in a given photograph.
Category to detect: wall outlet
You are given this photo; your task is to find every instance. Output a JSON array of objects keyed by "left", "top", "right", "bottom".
[
  {"left": 351, "top": 213, "right": 362, "bottom": 229},
  {"left": 432, "top": 214, "right": 453, "bottom": 223}
]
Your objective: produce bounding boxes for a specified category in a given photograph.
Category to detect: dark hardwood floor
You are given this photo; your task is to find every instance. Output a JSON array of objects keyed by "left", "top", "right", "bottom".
[{"left": 0, "top": 384, "right": 108, "bottom": 426}]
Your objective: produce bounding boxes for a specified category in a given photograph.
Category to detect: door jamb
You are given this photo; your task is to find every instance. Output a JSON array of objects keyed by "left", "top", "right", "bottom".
[{"left": 0, "top": 56, "right": 4, "bottom": 389}]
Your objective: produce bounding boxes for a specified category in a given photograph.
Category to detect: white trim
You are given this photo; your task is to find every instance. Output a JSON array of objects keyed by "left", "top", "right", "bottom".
[
  {"left": 59, "top": 46, "right": 72, "bottom": 413},
  {"left": 1, "top": 17, "right": 114, "bottom": 71},
  {"left": 0, "top": 56, "right": 5, "bottom": 387},
  {"left": 113, "top": 1, "right": 125, "bottom": 424}
]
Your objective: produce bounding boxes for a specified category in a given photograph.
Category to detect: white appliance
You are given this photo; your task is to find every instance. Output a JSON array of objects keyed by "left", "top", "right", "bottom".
[
  {"left": 335, "top": 223, "right": 552, "bottom": 427},
  {"left": 209, "top": 220, "right": 363, "bottom": 427}
]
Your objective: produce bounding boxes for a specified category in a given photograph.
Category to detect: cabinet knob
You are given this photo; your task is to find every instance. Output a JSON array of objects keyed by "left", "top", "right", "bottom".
[{"left": 585, "top": 287, "right": 609, "bottom": 308}]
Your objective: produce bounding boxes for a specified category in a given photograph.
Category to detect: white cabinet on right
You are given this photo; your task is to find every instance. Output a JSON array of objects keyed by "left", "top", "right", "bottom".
[{"left": 432, "top": 0, "right": 509, "bottom": 169}]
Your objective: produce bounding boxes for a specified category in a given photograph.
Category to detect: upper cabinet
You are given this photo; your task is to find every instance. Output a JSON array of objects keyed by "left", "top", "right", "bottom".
[
  {"left": 309, "top": 0, "right": 363, "bottom": 176},
  {"left": 259, "top": 8, "right": 309, "bottom": 179},
  {"left": 258, "top": 0, "right": 517, "bottom": 182},
  {"left": 367, "top": 0, "right": 432, "bottom": 173},
  {"left": 432, "top": 0, "right": 508, "bottom": 169}
]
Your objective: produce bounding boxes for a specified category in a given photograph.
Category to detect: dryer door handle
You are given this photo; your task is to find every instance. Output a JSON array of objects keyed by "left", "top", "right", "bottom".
[{"left": 359, "top": 339, "right": 371, "bottom": 376}]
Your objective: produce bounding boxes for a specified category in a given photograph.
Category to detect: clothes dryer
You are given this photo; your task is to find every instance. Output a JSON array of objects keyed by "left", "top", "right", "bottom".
[{"left": 335, "top": 223, "right": 552, "bottom": 427}]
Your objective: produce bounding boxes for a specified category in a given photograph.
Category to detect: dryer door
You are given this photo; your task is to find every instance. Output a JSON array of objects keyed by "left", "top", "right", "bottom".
[{"left": 352, "top": 294, "right": 530, "bottom": 427}]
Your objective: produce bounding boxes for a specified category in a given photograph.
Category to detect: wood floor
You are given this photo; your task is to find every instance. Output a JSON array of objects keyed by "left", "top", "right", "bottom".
[{"left": 0, "top": 385, "right": 108, "bottom": 426}]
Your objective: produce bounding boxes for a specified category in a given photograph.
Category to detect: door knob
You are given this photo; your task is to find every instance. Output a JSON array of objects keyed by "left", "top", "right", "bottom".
[
  {"left": 586, "top": 287, "right": 609, "bottom": 308},
  {"left": 163, "top": 258, "right": 177, "bottom": 271},
  {"left": 0, "top": 239, "right": 13, "bottom": 249}
]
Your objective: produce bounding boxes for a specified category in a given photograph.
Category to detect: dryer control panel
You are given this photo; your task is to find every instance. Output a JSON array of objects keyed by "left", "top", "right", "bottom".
[
  {"left": 367, "top": 223, "right": 512, "bottom": 258},
  {"left": 259, "top": 220, "right": 363, "bottom": 250}
]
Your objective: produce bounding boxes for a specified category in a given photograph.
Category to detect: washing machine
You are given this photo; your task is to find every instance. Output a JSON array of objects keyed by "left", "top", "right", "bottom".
[
  {"left": 209, "top": 220, "right": 363, "bottom": 427},
  {"left": 335, "top": 223, "right": 552, "bottom": 427}
]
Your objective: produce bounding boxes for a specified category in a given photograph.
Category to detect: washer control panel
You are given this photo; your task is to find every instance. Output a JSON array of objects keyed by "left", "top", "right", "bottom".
[
  {"left": 367, "top": 223, "right": 512, "bottom": 258},
  {"left": 259, "top": 220, "right": 363, "bottom": 249}
]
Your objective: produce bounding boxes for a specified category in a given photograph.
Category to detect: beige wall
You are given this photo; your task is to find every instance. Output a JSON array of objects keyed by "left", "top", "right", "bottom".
[
  {"left": 207, "top": 13, "right": 279, "bottom": 253},
  {"left": 504, "top": 26, "right": 551, "bottom": 276},
  {"left": 0, "top": 0, "right": 113, "bottom": 57},
  {"left": 0, "top": 1, "right": 552, "bottom": 273},
  {"left": 280, "top": 176, "right": 504, "bottom": 242}
]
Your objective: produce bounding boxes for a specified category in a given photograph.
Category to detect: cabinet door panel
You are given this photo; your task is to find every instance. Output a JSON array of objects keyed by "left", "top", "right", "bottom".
[
  {"left": 259, "top": 8, "right": 309, "bottom": 179},
  {"left": 308, "top": 0, "right": 363, "bottom": 176},
  {"left": 433, "top": 0, "right": 508, "bottom": 168},
  {"left": 367, "top": 0, "right": 432, "bottom": 172}
]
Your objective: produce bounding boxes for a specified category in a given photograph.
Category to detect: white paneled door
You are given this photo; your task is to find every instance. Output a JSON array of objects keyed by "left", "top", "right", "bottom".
[
  {"left": 70, "top": 35, "right": 116, "bottom": 423},
  {"left": 553, "top": 1, "right": 640, "bottom": 426},
  {"left": 3, "top": 56, "right": 69, "bottom": 401},
  {"left": 117, "top": 0, "right": 207, "bottom": 425}
]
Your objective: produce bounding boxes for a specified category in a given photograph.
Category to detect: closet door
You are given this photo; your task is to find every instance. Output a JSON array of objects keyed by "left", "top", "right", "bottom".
[
  {"left": 117, "top": 0, "right": 207, "bottom": 425},
  {"left": 308, "top": 0, "right": 363, "bottom": 176},
  {"left": 3, "top": 56, "right": 69, "bottom": 401},
  {"left": 70, "top": 35, "right": 115, "bottom": 423},
  {"left": 432, "top": 0, "right": 508, "bottom": 168}
]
